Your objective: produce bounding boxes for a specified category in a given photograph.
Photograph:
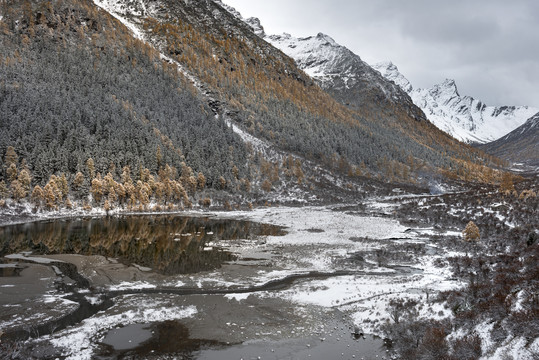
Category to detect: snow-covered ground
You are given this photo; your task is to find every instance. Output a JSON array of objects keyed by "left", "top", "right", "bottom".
[
  {"left": 215, "top": 206, "right": 461, "bottom": 331},
  {"left": 1, "top": 203, "right": 536, "bottom": 359},
  {"left": 49, "top": 299, "right": 197, "bottom": 360}
]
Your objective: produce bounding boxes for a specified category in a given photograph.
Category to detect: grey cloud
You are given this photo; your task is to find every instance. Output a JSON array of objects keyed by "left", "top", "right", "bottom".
[{"left": 400, "top": 16, "right": 500, "bottom": 44}]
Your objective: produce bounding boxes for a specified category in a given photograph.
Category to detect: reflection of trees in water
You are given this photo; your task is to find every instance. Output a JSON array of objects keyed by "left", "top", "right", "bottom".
[{"left": 0, "top": 216, "right": 284, "bottom": 275}]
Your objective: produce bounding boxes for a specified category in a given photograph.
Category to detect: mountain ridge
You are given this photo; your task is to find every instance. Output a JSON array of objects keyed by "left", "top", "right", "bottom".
[
  {"left": 478, "top": 113, "right": 539, "bottom": 168},
  {"left": 214, "top": 4, "right": 427, "bottom": 123},
  {"left": 372, "top": 61, "right": 539, "bottom": 144},
  {"left": 234, "top": 8, "right": 537, "bottom": 146}
]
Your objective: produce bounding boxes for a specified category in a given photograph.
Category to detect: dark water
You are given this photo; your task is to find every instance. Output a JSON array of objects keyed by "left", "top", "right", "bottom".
[
  {"left": 0, "top": 215, "right": 285, "bottom": 275},
  {"left": 0, "top": 263, "right": 26, "bottom": 277},
  {"left": 197, "top": 335, "right": 387, "bottom": 360},
  {"left": 96, "top": 319, "right": 387, "bottom": 360},
  {"left": 97, "top": 321, "right": 224, "bottom": 359}
]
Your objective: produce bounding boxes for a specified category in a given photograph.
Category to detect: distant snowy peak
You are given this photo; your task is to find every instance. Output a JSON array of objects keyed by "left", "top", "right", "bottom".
[
  {"left": 372, "top": 61, "right": 539, "bottom": 144},
  {"left": 372, "top": 61, "right": 413, "bottom": 93},
  {"left": 266, "top": 32, "right": 358, "bottom": 80}
]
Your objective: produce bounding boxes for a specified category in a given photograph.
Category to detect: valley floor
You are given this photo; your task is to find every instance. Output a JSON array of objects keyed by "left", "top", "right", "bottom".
[{"left": 0, "top": 187, "right": 538, "bottom": 359}]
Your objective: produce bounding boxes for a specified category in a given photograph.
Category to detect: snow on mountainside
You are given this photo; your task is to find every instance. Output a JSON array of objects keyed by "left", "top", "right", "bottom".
[
  {"left": 215, "top": 3, "right": 426, "bottom": 122},
  {"left": 479, "top": 113, "right": 539, "bottom": 168},
  {"left": 264, "top": 33, "right": 426, "bottom": 121},
  {"left": 372, "top": 62, "right": 539, "bottom": 144},
  {"left": 266, "top": 32, "right": 366, "bottom": 86},
  {"left": 373, "top": 61, "right": 413, "bottom": 94}
]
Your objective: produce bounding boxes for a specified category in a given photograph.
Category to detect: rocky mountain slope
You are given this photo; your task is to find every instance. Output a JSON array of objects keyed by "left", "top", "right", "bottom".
[
  {"left": 479, "top": 113, "right": 539, "bottom": 168},
  {"left": 265, "top": 33, "right": 427, "bottom": 123},
  {"left": 373, "top": 61, "right": 539, "bottom": 144}
]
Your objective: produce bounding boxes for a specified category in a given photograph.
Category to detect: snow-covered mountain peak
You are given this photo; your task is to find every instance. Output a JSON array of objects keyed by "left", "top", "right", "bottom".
[
  {"left": 272, "top": 31, "right": 367, "bottom": 72},
  {"left": 372, "top": 61, "right": 413, "bottom": 93},
  {"left": 373, "top": 60, "right": 538, "bottom": 143},
  {"left": 213, "top": 0, "right": 242, "bottom": 19},
  {"left": 428, "top": 79, "right": 461, "bottom": 105},
  {"left": 434, "top": 79, "right": 459, "bottom": 96},
  {"left": 374, "top": 60, "right": 396, "bottom": 72},
  {"left": 314, "top": 32, "right": 338, "bottom": 46}
]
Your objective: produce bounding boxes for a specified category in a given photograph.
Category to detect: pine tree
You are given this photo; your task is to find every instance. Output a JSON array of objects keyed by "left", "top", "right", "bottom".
[
  {"left": 73, "top": 172, "right": 84, "bottom": 192},
  {"left": 218, "top": 176, "right": 226, "bottom": 190},
  {"left": 197, "top": 172, "right": 206, "bottom": 190},
  {"left": 43, "top": 182, "right": 58, "bottom": 210},
  {"left": 0, "top": 181, "right": 9, "bottom": 199},
  {"left": 136, "top": 180, "right": 150, "bottom": 209},
  {"left": 58, "top": 173, "right": 69, "bottom": 200},
  {"left": 91, "top": 174, "right": 104, "bottom": 204},
  {"left": 121, "top": 166, "right": 132, "bottom": 185},
  {"left": 106, "top": 173, "right": 119, "bottom": 204},
  {"left": 18, "top": 169, "right": 32, "bottom": 193}
]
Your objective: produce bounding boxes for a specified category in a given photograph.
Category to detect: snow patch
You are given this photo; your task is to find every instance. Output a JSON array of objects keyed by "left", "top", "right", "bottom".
[
  {"left": 108, "top": 281, "right": 157, "bottom": 291},
  {"left": 5, "top": 253, "right": 65, "bottom": 264},
  {"left": 49, "top": 304, "right": 197, "bottom": 360},
  {"left": 224, "top": 293, "right": 251, "bottom": 302}
]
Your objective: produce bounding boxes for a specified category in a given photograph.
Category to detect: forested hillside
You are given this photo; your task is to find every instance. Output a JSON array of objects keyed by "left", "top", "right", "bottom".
[
  {"left": 0, "top": 0, "right": 254, "bottom": 209},
  {"left": 0, "top": 0, "right": 504, "bottom": 211},
  {"left": 113, "top": 0, "right": 499, "bottom": 179}
]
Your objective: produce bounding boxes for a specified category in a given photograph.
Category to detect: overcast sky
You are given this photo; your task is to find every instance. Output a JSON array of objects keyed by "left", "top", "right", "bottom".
[{"left": 224, "top": 0, "right": 539, "bottom": 108}]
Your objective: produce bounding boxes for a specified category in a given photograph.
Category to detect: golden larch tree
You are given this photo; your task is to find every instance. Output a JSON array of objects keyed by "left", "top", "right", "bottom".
[{"left": 463, "top": 221, "right": 480, "bottom": 242}]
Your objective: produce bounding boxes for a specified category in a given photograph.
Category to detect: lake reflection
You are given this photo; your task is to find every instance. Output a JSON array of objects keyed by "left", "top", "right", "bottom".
[{"left": 0, "top": 215, "right": 285, "bottom": 275}]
